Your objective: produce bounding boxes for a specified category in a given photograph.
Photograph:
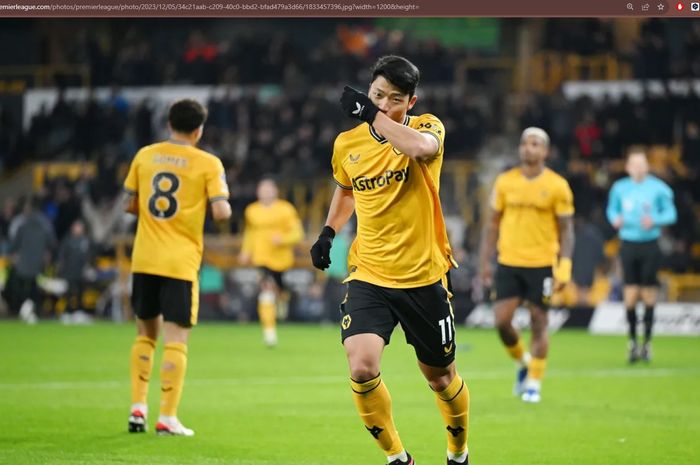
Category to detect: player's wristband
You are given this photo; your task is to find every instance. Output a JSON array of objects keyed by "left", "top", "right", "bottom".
[
  {"left": 319, "top": 225, "right": 336, "bottom": 240},
  {"left": 553, "top": 257, "right": 572, "bottom": 283}
]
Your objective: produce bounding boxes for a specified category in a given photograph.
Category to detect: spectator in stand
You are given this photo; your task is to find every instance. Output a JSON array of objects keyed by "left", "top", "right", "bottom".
[
  {"left": 574, "top": 111, "right": 602, "bottom": 158},
  {"left": 0, "top": 197, "right": 17, "bottom": 254}
]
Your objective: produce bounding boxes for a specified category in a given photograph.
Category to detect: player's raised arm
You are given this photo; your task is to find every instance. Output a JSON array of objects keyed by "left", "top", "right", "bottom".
[
  {"left": 339, "top": 56, "right": 441, "bottom": 163},
  {"left": 373, "top": 112, "right": 438, "bottom": 161},
  {"left": 340, "top": 86, "right": 438, "bottom": 162}
]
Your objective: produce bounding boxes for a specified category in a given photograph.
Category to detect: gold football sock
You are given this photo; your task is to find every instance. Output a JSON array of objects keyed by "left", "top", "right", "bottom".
[
  {"left": 505, "top": 339, "right": 526, "bottom": 363},
  {"left": 434, "top": 374, "right": 469, "bottom": 456},
  {"left": 350, "top": 375, "right": 404, "bottom": 456},
  {"left": 528, "top": 357, "right": 547, "bottom": 381},
  {"left": 258, "top": 291, "right": 277, "bottom": 331},
  {"left": 159, "top": 342, "right": 188, "bottom": 417},
  {"left": 130, "top": 336, "right": 156, "bottom": 405}
]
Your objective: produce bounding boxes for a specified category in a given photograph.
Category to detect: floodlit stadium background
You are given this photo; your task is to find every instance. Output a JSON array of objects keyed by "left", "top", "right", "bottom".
[
  {"left": 0, "top": 18, "right": 699, "bottom": 329},
  {"left": 1, "top": 17, "right": 699, "bottom": 465}
]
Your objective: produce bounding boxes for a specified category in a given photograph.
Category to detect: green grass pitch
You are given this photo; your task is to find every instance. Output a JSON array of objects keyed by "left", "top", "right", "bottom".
[{"left": 0, "top": 321, "right": 698, "bottom": 465}]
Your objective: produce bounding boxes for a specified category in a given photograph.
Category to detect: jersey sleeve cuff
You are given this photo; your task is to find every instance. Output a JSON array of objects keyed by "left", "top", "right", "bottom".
[
  {"left": 420, "top": 131, "right": 443, "bottom": 152},
  {"left": 208, "top": 195, "right": 229, "bottom": 203},
  {"left": 123, "top": 187, "right": 136, "bottom": 195},
  {"left": 333, "top": 178, "right": 353, "bottom": 190}
]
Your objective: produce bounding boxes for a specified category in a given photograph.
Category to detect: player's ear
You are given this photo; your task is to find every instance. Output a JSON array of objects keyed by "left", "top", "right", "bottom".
[
  {"left": 407, "top": 94, "right": 417, "bottom": 111},
  {"left": 194, "top": 125, "right": 204, "bottom": 141}
]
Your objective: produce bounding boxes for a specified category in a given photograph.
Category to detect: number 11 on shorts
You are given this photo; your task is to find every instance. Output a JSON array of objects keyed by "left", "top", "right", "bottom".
[{"left": 439, "top": 316, "right": 453, "bottom": 344}]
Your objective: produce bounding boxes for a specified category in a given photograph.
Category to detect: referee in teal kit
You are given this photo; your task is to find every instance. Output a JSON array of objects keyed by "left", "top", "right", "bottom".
[{"left": 606, "top": 150, "right": 677, "bottom": 363}]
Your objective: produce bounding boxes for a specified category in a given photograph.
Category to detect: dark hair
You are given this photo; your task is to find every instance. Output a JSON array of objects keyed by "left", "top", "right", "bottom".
[
  {"left": 371, "top": 55, "right": 420, "bottom": 97},
  {"left": 168, "top": 99, "right": 208, "bottom": 133},
  {"left": 258, "top": 174, "right": 278, "bottom": 185}
]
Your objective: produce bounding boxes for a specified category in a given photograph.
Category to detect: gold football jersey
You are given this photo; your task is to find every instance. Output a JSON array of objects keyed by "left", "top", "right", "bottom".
[
  {"left": 331, "top": 114, "right": 455, "bottom": 288},
  {"left": 124, "top": 141, "right": 229, "bottom": 281},
  {"left": 491, "top": 167, "right": 574, "bottom": 268},
  {"left": 241, "top": 199, "right": 303, "bottom": 272}
]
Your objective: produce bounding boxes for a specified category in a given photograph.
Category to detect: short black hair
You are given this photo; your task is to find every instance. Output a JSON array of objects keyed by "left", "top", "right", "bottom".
[
  {"left": 371, "top": 55, "right": 420, "bottom": 97},
  {"left": 168, "top": 99, "right": 208, "bottom": 133}
]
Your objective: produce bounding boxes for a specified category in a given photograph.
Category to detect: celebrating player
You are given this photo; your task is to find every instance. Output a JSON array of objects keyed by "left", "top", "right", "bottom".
[
  {"left": 310, "top": 55, "right": 470, "bottom": 465},
  {"left": 606, "top": 151, "right": 677, "bottom": 363},
  {"left": 479, "top": 127, "right": 575, "bottom": 403},
  {"left": 123, "top": 99, "right": 231, "bottom": 436},
  {"left": 238, "top": 176, "right": 303, "bottom": 346}
]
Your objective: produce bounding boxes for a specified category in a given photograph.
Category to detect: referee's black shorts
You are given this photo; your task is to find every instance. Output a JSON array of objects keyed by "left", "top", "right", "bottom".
[{"left": 620, "top": 239, "right": 661, "bottom": 286}]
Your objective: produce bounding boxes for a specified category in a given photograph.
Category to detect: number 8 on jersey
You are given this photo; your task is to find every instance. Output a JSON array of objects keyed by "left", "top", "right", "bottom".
[{"left": 149, "top": 172, "right": 180, "bottom": 219}]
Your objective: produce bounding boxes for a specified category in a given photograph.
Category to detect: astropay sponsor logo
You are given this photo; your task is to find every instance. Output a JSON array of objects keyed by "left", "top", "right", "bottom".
[{"left": 351, "top": 167, "right": 410, "bottom": 192}]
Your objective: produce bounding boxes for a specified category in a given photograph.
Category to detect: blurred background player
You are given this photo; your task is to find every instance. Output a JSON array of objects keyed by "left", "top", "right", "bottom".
[
  {"left": 310, "top": 55, "right": 470, "bottom": 465},
  {"left": 238, "top": 176, "right": 303, "bottom": 346},
  {"left": 479, "top": 127, "right": 575, "bottom": 403},
  {"left": 123, "top": 99, "right": 231, "bottom": 436},
  {"left": 606, "top": 151, "right": 677, "bottom": 363}
]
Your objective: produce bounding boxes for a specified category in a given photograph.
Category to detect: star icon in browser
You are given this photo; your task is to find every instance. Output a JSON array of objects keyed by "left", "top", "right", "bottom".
[{"left": 657, "top": 3, "right": 665, "bottom": 9}]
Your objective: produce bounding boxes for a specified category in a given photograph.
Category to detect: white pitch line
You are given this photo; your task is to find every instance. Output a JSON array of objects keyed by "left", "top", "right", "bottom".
[{"left": 0, "top": 368, "right": 697, "bottom": 391}]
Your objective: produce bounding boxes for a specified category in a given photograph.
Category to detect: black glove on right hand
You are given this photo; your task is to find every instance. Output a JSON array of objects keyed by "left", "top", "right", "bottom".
[
  {"left": 310, "top": 226, "right": 335, "bottom": 270},
  {"left": 340, "top": 86, "right": 379, "bottom": 124}
]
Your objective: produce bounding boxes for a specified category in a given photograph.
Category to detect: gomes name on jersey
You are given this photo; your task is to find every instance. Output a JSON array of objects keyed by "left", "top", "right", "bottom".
[{"left": 351, "top": 167, "right": 410, "bottom": 192}]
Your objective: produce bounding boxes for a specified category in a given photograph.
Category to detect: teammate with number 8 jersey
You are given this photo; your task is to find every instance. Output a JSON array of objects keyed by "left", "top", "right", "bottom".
[
  {"left": 124, "top": 130, "right": 229, "bottom": 282},
  {"left": 123, "top": 99, "right": 231, "bottom": 437}
]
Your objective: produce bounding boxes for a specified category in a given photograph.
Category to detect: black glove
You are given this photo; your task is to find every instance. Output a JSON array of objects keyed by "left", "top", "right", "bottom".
[
  {"left": 340, "top": 86, "right": 379, "bottom": 124},
  {"left": 310, "top": 226, "right": 336, "bottom": 270}
]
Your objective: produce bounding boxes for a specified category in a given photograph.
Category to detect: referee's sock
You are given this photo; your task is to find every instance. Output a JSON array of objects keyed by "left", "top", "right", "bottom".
[
  {"left": 433, "top": 374, "right": 469, "bottom": 461},
  {"left": 130, "top": 335, "right": 156, "bottom": 406},
  {"left": 643, "top": 305, "right": 655, "bottom": 343},
  {"left": 626, "top": 307, "right": 638, "bottom": 343},
  {"left": 350, "top": 375, "right": 405, "bottom": 459}
]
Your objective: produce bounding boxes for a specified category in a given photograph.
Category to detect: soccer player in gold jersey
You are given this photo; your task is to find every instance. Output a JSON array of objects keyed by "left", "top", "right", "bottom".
[
  {"left": 123, "top": 99, "right": 231, "bottom": 435},
  {"left": 310, "top": 56, "right": 470, "bottom": 465},
  {"left": 238, "top": 176, "right": 303, "bottom": 346},
  {"left": 479, "top": 127, "right": 575, "bottom": 403}
]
